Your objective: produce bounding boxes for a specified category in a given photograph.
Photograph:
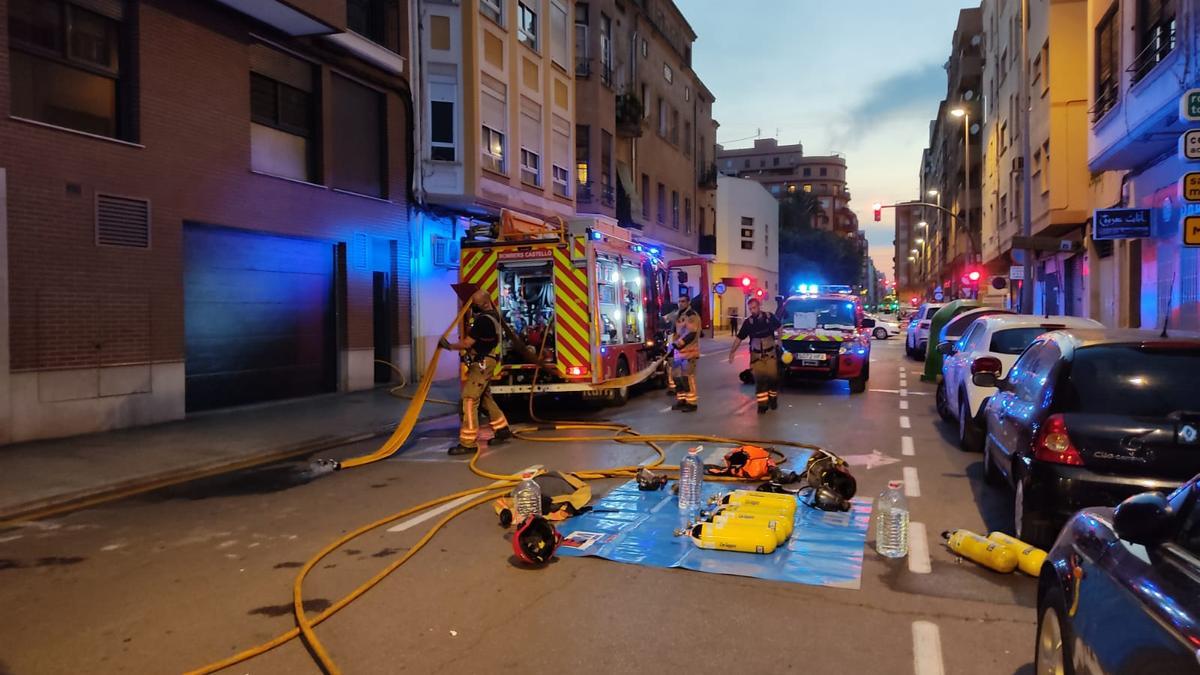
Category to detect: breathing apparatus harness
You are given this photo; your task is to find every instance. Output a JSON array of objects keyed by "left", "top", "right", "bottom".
[{"left": 756, "top": 453, "right": 857, "bottom": 512}]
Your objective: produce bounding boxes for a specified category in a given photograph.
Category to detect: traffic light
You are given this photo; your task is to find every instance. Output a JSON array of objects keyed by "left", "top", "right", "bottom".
[
  {"left": 873, "top": 203, "right": 882, "bottom": 222},
  {"left": 741, "top": 276, "right": 753, "bottom": 288},
  {"left": 967, "top": 270, "right": 982, "bottom": 283},
  {"left": 754, "top": 288, "right": 766, "bottom": 298}
]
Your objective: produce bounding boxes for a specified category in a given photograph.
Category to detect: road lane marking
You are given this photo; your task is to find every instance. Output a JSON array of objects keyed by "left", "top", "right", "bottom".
[
  {"left": 900, "top": 400, "right": 909, "bottom": 410},
  {"left": 899, "top": 416, "right": 911, "bottom": 429},
  {"left": 387, "top": 465, "right": 538, "bottom": 533},
  {"left": 901, "top": 436, "right": 914, "bottom": 456},
  {"left": 903, "top": 467, "right": 921, "bottom": 497},
  {"left": 900, "top": 388, "right": 909, "bottom": 397},
  {"left": 659, "top": 406, "right": 673, "bottom": 413},
  {"left": 908, "top": 522, "right": 931, "bottom": 574},
  {"left": 912, "top": 620, "right": 945, "bottom": 675},
  {"left": 869, "top": 388, "right": 900, "bottom": 394}
]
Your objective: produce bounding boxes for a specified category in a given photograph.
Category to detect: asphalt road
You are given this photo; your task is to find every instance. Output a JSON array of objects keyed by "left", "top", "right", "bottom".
[{"left": 0, "top": 337, "right": 1038, "bottom": 675}]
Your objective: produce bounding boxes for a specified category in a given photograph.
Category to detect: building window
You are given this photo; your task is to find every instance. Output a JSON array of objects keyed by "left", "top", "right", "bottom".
[
  {"left": 552, "top": 164, "right": 570, "bottom": 197},
  {"left": 658, "top": 97, "right": 668, "bottom": 137},
  {"left": 249, "top": 44, "right": 318, "bottom": 182},
  {"left": 771, "top": 185, "right": 781, "bottom": 195},
  {"left": 599, "top": 13, "right": 612, "bottom": 86},
  {"left": 743, "top": 159, "right": 750, "bottom": 169},
  {"left": 482, "top": 125, "right": 507, "bottom": 174},
  {"left": 347, "top": 0, "right": 401, "bottom": 52},
  {"left": 741, "top": 240, "right": 754, "bottom": 250},
  {"left": 641, "top": 38, "right": 647, "bottom": 57},
  {"left": 575, "top": 124, "right": 589, "bottom": 187},
  {"left": 663, "top": 63, "right": 673, "bottom": 84},
  {"left": 600, "top": 130, "right": 613, "bottom": 202},
  {"left": 1040, "top": 140, "right": 1050, "bottom": 194},
  {"left": 802, "top": 184, "right": 812, "bottom": 192},
  {"left": 1133, "top": 0, "right": 1177, "bottom": 82},
  {"left": 684, "top": 121, "right": 692, "bottom": 156},
  {"left": 550, "top": 1, "right": 568, "bottom": 69},
  {"left": 521, "top": 148, "right": 541, "bottom": 186},
  {"left": 8, "top": 0, "right": 130, "bottom": 140},
  {"left": 518, "top": 2, "right": 539, "bottom": 52},
  {"left": 657, "top": 183, "right": 666, "bottom": 224},
  {"left": 331, "top": 74, "right": 386, "bottom": 198},
  {"left": 671, "top": 191, "right": 679, "bottom": 229},
  {"left": 429, "top": 77, "right": 457, "bottom": 161},
  {"left": 684, "top": 197, "right": 692, "bottom": 234},
  {"left": 802, "top": 167, "right": 811, "bottom": 177},
  {"left": 1094, "top": 7, "right": 1120, "bottom": 120},
  {"left": 574, "top": 3, "right": 589, "bottom": 76},
  {"left": 640, "top": 83, "right": 649, "bottom": 118},
  {"left": 481, "top": 0, "right": 504, "bottom": 26},
  {"left": 772, "top": 157, "right": 779, "bottom": 166},
  {"left": 670, "top": 108, "right": 679, "bottom": 145},
  {"left": 684, "top": 86, "right": 691, "bottom": 102},
  {"left": 641, "top": 173, "right": 650, "bottom": 217},
  {"left": 819, "top": 167, "right": 827, "bottom": 176}
]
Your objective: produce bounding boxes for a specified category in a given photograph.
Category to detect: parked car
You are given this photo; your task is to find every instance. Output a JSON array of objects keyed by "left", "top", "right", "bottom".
[
  {"left": 937, "top": 315, "right": 1102, "bottom": 451},
  {"left": 1037, "top": 476, "right": 1200, "bottom": 674},
  {"left": 865, "top": 314, "right": 901, "bottom": 339},
  {"left": 904, "top": 302, "right": 944, "bottom": 359},
  {"left": 975, "top": 329, "right": 1200, "bottom": 547}
]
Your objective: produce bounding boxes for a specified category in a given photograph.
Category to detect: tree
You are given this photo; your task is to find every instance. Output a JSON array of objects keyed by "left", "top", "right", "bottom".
[{"left": 777, "top": 192, "right": 864, "bottom": 288}]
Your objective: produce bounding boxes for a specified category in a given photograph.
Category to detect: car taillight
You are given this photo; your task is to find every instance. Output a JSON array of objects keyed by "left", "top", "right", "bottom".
[
  {"left": 567, "top": 366, "right": 589, "bottom": 377},
  {"left": 970, "top": 356, "right": 1002, "bottom": 375},
  {"left": 1033, "top": 414, "right": 1084, "bottom": 466}
]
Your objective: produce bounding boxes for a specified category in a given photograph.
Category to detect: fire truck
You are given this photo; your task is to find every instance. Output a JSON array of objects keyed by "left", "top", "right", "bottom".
[
  {"left": 458, "top": 210, "right": 672, "bottom": 405},
  {"left": 777, "top": 290, "right": 872, "bottom": 393}
]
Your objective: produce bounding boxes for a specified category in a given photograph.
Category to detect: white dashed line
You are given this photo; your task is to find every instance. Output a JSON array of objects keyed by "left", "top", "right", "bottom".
[
  {"left": 901, "top": 436, "right": 914, "bottom": 456},
  {"left": 900, "top": 400, "right": 909, "bottom": 410},
  {"left": 903, "top": 467, "right": 921, "bottom": 497},
  {"left": 869, "top": 388, "right": 900, "bottom": 394},
  {"left": 900, "top": 388, "right": 909, "bottom": 397},
  {"left": 912, "top": 621, "right": 945, "bottom": 675},
  {"left": 908, "top": 522, "right": 931, "bottom": 574},
  {"left": 899, "top": 416, "right": 911, "bottom": 429}
]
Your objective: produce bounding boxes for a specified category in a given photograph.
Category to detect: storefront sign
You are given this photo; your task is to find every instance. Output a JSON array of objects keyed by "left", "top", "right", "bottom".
[
  {"left": 1093, "top": 208, "right": 1152, "bottom": 240},
  {"left": 1182, "top": 130, "right": 1200, "bottom": 162},
  {"left": 1184, "top": 89, "right": 1200, "bottom": 121},
  {"left": 1185, "top": 216, "right": 1200, "bottom": 247},
  {"left": 1183, "top": 172, "right": 1200, "bottom": 202},
  {"left": 1009, "top": 265, "right": 1025, "bottom": 281}
]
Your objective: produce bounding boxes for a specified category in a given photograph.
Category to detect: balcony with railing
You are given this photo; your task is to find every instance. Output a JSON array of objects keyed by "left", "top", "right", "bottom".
[
  {"left": 697, "top": 164, "right": 718, "bottom": 190},
  {"left": 576, "top": 182, "right": 615, "bottom": 209},
  {"left": 1129, "top": 23, "right": 1176, "bottom": 84},
  {"left": 575, "top": 56, "right": 591, "bottom": 79}
]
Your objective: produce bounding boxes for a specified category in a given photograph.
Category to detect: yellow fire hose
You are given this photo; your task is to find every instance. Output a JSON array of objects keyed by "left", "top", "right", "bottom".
[{"left": 188, "top": 307, "right": 838, "bottom": 674}]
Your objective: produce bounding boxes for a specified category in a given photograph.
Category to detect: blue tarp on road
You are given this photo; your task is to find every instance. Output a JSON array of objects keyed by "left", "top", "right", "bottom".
[{"left": 557, "top": 480, "right": 873, "bottom": 589}]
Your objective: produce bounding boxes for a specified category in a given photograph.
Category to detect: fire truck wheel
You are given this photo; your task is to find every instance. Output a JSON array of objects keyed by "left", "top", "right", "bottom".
[
  {"left": 848, "top": 363, "right": 869, "bottom": 394},
  {"left": 608, "top": 358, "right": 630, "bottom": 406}
]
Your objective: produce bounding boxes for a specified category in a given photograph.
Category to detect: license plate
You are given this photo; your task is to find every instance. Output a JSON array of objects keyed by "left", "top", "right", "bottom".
[{"left": 798, "top": 353, "right": 827, "bottom": 361}]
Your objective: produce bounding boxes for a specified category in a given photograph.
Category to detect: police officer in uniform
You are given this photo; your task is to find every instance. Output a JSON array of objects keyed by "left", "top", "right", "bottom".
[
  {"left": 441, "top": 289, "right": 514, "bottom": 455},
  {"left": 728, "top": 296, "right": 781, "bottom": 414},
  {"left": 670, "top": 295, "right": 702, "bottom": 412}
]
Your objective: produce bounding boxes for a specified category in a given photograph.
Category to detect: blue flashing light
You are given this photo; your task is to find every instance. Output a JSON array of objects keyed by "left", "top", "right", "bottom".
[
  {"left": 649, "top": 247, "right": 661, "bottom": 255},
  {"left": 591, "top": 230, "right": 604, "bottom": 241},
  {"left": 632, "top": 244, "right": 643, "bottom": 253},
  {"left": 601, "top": 347, "right": 608, "bottom": 355},
  {"left": 845, "top": 302, "right": 854, "bottom": 310}
]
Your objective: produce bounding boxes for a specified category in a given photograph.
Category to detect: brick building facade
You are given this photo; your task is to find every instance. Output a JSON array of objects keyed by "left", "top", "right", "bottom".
[{"left": 0, "top": 0, "right": 414, "bottom": 443}]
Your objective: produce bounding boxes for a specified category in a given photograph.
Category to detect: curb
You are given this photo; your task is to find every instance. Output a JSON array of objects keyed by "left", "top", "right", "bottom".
[{"left": 0, "top": 410, "right": 458, "bottom": 527}]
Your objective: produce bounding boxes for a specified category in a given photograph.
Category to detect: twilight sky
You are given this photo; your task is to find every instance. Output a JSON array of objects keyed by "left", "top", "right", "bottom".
[{"left": 677, "top": 0, "right": 980, "bottom": 282}]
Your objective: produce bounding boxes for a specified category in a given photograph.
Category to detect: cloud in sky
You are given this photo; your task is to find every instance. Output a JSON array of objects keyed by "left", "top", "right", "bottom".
[{"left": 828, "top": 62, "right": 948, "bottom": 150}]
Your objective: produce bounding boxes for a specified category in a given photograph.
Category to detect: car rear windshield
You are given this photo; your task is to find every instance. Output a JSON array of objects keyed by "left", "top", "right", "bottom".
[
  {"left": 924, "top": 306, "right": 940, "bottom": 320},
  {"left": 990, "top": 327, "right": 1050, "bottom": 355},
  {"left": 783, "top": 298, "right": 856, "bottom": 329},
  {"left": 1059, "top": 345, "right": 1200, "bottom": 416}
]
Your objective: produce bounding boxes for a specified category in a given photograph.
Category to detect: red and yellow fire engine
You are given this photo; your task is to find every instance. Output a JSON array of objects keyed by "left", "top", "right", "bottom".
[{"left": 458, "top": 210, "right": 671, "bottom": 404}]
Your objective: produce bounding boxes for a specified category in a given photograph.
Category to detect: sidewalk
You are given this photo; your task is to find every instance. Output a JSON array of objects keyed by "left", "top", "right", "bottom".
[{"left": 0, "top": 380, "right": 461, "bottom": 523}]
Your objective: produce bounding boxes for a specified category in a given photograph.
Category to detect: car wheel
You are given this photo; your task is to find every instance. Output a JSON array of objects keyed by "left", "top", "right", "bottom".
[
  {"left": 958, "top": 396, "right": 983, "bottom": 453},
  {"left": 936, "top": 381, "right": 954, "bottom": 422},
  {"left": 873, "top": 327, "right": 887, "bottom": 340},
  {"left": 1036, "top": 585, "right": 1076, "bottom": 675},
  {"left": 982, "top": 435, "right": 1002, "bottom": 486},
  {"left": 1015, "top": 478, "right": 1057, "bottom": 549},
  {"left": 848, "top": 364, "right": 868, "bottom": 394}
]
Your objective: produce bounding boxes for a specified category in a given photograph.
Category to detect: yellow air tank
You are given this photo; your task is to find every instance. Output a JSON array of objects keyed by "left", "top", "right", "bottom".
[
  {"left": 707, "top": 509, "right": 789, "bottom": 545},
  {"left": 986, "top": 532, "right": 1047, "bottom": 577},
  {"left": 716, "top": 504, "right": 795, "bottom": 539},
  {"left": 710, "top": 490, "right": 797, "bottom": 519},
  {"left": 689, "top": 522, "right": 777, "bottom": 554},
  {"left": 943, "top": 529, "right": 1018, "bottom": 573}
]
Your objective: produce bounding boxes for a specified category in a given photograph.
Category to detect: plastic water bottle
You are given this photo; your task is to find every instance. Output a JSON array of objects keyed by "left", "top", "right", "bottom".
[
  {"left": 875, "top": 480, "right": 909, "bottom": 558},
  {"left": 513, "top": 472, "right": 542, "bottom": 520},
  {"left": 678, "top": 446, "right": 704, "bottom": 512}
]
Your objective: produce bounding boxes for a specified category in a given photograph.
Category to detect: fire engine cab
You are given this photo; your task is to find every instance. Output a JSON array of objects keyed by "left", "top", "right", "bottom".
[
  {"left": 458, "top": 210, "right": 671, "bottom": 404},
  {"left": 778, "top": 290, "right": 872, "bottom": 393}
]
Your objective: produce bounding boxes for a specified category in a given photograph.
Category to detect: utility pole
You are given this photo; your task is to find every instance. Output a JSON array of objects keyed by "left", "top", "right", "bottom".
[{"left": 1018, "top": 0, "right": 1036, "bottom": 314}]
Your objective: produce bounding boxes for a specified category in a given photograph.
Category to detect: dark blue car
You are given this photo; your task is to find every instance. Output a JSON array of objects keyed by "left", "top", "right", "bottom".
[{"left": 1036, "top": 475, "right": 1200, "bottom": 673}]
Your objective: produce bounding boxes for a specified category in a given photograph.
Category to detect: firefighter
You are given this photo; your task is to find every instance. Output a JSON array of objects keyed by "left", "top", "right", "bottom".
[
  {"left": 440, "top": 289, "right": 514, "bottom": 455},
  {"left": 661, "top": 302, "right": 681, "bottom": 397},
  {"left": 670, "top": 295, "right": 702, "bottom": 412},
  {"left": 728, "top": 296, "right": 781, "bottom": 414}
]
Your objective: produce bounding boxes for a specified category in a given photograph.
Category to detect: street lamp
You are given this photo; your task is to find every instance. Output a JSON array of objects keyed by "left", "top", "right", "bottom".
[
  {"left": 927, "top": 189, "right": 939, "bottom": 197},
  {"left": 915, "top": 238, "right": 925, "bottom": 244},
  {"left": 949, "top": 106, "right": 973, "bottom": 268}
]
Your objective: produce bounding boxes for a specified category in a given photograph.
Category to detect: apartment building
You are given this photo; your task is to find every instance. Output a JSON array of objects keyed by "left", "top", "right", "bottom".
[
  {"left": 893, "top": 199, "right": 923, "bottom": 295},
  {"left": 571, "top": 0, "right": 716, "bottom": 259},
  {"left": 712, "top": 175, "right": 778, "bottom": 327},
  {"left": 918, "top": 7, "right": 984, "bottom": 300},
  {"left": 717, "top": 138, "right": 859, "bottom": 235},
  {"left": 412, "top": 0, "right": 576, "bottom": 378},
  {"left": 0, "top": 0, "right": 415, "bottom": 443},
  {"left": 1086, "top": 0, "right": 1198, "bottom": 331}
]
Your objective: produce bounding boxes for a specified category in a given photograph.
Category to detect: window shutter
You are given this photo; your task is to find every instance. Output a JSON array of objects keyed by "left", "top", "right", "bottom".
[{"left": 96, "top": 194, "right": 150, "bottom": 248}]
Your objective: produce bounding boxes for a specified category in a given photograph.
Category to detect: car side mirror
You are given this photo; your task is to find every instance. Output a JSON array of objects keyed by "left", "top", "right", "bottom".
[
  {"left": 1113, "top": 491, "right": 1176, "bottom": 546},
  {"left": 972, "top": 371, "right": 999, "bottom": 388},
  {"left": 936, "top": 341, "right": 956, "bottom": 356},
  {"left": 861, "top": 318, "right": 876, "bottom": 328}
]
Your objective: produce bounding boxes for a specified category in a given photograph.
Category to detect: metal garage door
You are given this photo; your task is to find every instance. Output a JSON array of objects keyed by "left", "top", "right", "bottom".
[{"left": 184, "top": 226, "right": 336, "bottom": 411}]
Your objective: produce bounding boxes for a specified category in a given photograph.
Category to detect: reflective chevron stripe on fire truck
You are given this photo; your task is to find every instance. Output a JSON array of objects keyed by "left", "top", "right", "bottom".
[
  {"left": 553, "top": 247, "right": 591, "bottom": 377},
  {"left": 779, "top": 331, "right": 851, "bottom": 342},
  {"left": 459, "top": 248, "right": 498, "bottom": 299},
  {"left": 570, "top": 235, "right": 587, "bottom": 262}
]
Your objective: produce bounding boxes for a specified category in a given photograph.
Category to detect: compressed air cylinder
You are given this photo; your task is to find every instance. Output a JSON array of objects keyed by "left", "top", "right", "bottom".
[
  {"left": 689, "top": 522, "right": 777, "bottom": 554},
  {"left": 708, "top": 510, "right": 788, "bottom": 545},
  {"left": 717, "top": 504, "right": 794, "bottom": 539},
  {"left": 986, "top": 532, "right": 1048, "bottom": 577},
  {"left": 711, "top": 490, "right": 797, "bottom": 519},
  {"left": 943, "top": 529, "right": 1018, "bottom": 574}
]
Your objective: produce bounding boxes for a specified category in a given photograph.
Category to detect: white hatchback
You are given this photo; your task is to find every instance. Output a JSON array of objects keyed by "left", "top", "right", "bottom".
[
  {"left": 939, "top": 314, "right": 1103, "bottom": 451},
  {"left": 905, "top": 303, "right": 944, "bottom": 358}
]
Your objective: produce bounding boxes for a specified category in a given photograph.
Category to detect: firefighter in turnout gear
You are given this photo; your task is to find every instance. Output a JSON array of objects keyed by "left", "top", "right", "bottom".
[
  {"left": 670, "top": 295, "right": 702, "bottom": 412},
  {"left": 661, "top": 303, "right": 682, "bottom": 397},
  {"left": 728, "top": 296, "right": 781, "bottom": 414},
  {"left": 441, "top": 290, "right": 514, "bottom": 455}
]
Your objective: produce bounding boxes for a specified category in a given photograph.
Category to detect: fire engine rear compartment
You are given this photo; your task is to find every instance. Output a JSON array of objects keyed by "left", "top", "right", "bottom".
[{"left": 498, "top": 259, "right": 556, "bottom": 367}]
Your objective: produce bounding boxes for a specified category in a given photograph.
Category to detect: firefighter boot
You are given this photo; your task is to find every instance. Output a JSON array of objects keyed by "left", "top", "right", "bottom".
[
  {"left": 490, "top": 427, "right": 514, "bottom": 445},
  {"left": 448, "top": 443, "right": 477, "bottom": 456},
  {"left": 769, "top": 394, "right": 779, "bottom": 410}
]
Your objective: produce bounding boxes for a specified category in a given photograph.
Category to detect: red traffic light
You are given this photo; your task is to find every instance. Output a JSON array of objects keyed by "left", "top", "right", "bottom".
[
  {"left": 967, "top": 270, "right": 982, "bottom": 282},
  {"left": 873, "top": 203, "right": 882, "bottom": 222},
  {"left": 754, "top": 288, "right": 765, "bottom": 298},
  {"left": 741, "top": 276, "right": 752, "bottom": 288}
]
